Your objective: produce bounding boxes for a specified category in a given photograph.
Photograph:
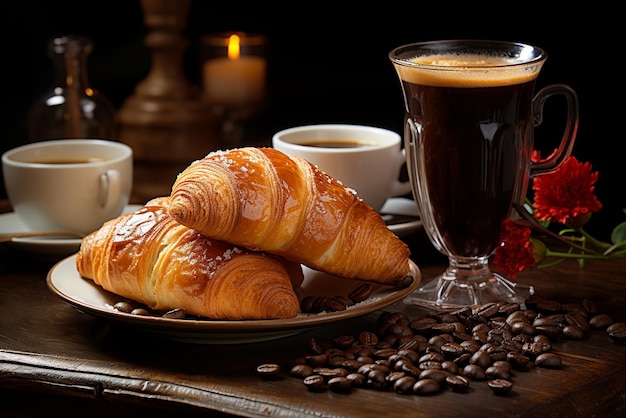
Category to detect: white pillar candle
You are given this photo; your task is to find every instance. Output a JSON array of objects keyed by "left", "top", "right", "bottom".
[{"left": 203, "top": 34, "right": 267, "bottom": 108}]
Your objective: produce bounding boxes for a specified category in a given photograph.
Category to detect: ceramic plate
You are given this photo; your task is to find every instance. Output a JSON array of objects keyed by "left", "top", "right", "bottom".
[
  {"left": 0, "top": 205, "right": 142, "bottom": 257},
  {"left": 47, "top": 254, "right": 421, "bottom": 344}
]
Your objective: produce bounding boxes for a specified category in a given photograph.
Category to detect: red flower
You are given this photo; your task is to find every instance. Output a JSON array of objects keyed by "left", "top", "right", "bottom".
[
  {"left": 493, "top": 219, "right": 541, "bottom": 279},
  {"left": 532, "top": 157, "right": 602, "bottom": 227}
]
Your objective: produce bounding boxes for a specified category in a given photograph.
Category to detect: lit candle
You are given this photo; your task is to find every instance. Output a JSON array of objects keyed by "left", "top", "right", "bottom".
[{"left": 203, "top": 33, "right": 267, "bottom": 108}]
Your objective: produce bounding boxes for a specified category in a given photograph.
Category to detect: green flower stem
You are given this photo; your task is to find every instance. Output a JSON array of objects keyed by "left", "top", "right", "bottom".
[{"left": 577, "top": 228, "right": 612, "bottom": 251}]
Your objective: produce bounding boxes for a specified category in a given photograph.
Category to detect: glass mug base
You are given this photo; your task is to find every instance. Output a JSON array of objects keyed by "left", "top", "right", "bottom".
[{"left": 404, "top": 267, "right": 535, "bottom": 311}]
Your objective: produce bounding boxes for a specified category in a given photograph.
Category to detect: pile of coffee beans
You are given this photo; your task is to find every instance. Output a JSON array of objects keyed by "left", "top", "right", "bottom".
[{"left": 257, "top": 296, "right": 626, "bottom": 397}]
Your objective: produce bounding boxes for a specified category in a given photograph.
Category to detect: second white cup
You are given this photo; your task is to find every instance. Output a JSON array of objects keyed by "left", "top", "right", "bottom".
[{"left": 272, "top": 124, "right": 411, "bottom": 212}]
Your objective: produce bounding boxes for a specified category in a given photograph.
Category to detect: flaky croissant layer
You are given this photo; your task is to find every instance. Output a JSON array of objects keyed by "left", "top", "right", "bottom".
[
  {"left": 169, "top": 147, "right": 411, "bottom": 284},
  {"left": 76, "top": 197, "right": 302, "bottom": 320}
]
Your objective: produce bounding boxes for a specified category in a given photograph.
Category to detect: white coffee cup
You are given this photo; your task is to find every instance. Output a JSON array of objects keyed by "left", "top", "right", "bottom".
[
  {"left": 272, "top": 124, "right": 412, "bottom": 212},
  {"left": 2, "top": 139, "right": 133, "bottom": 234}
]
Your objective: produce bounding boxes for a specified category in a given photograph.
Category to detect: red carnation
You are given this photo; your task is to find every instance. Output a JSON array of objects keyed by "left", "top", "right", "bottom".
[
  {"left": 493, "top": 219, "right": 541, "bottom": 279},
  {"left": 532, "top": 156, "right": 602, "bottom": 228}
]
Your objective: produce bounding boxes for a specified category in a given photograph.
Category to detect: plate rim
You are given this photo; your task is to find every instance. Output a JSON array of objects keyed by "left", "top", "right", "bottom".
[{"left": 46, "top": 254, "right": 421, "bottom": 338}]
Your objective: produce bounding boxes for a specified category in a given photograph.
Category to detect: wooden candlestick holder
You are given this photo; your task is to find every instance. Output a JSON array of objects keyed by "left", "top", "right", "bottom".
[{"left": 118, "top": 0, "right": 218, "bottom": 202}]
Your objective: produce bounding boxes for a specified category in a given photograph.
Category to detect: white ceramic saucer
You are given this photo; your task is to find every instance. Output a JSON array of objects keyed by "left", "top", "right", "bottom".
[
  {"left": 380, "top": 197, "right": 422, "bottom": 237},
  {"left": 0, "top": 205, "right": 142, "bottom": 258}
]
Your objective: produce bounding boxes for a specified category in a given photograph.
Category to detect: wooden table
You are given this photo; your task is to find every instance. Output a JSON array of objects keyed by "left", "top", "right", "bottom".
[{"left": 1, "top": 201, "right": 626, "bottom": 418}]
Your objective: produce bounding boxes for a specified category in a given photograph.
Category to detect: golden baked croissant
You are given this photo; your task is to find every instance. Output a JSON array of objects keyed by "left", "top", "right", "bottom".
[
  {"left": 168, "top": 147, "right": 411, "bottom": 284},
  {"left": 76, "top": 197, "right": 303, "bottom": 320}
]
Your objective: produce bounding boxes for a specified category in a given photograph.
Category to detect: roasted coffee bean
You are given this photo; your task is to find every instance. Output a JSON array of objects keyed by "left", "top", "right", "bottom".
[
  {"left": 475, "top": 302, "right": 500, "bottom": 318},
  {"left": 563, "top": 325, "right": 585, "bottom": 340},
  {"left": 463, "top": 364, "right": 486, "bottom": 380},
  {"left": 522, "top": 342, "right": 550, "bottom": 357},
  {"left": 290, "top": 364, "right": 314, "bottom": 378},
  {"left": 485, "top": 365, "right": 510, "bottom": 380},
  {"left": 375, "top": 348, "right": 398, "bottom": 359},
  {"left": 349, "top": 283, "right": 373, "bottom": 303},
  {"left": 492, "top": 360, "right": 512, "bottom": 372},
  {"left": 397, "top": 348, "right": 420, "bottom": 363},
  {"left": 506, "top": 310, "right": 529, "bottom": 326},
  {"left": 507, "top": 352, "right": 530, "bottom": 369},
  {"left": 535, "top": 352, "right": 562, "bottom": 368},
  {"left": 460, "top": 340, "right": 481, "bottom": 354},
  {"left": 394, "top": 275, "right": 413, "bottom": 289},
  {"left": 401, "top": 362, "right": 422, "bottom": 377},
  {"left": 366, "top": 369, "right": 387, "bottom": 386},
  {"left": 413, "top": 378, "right": 440, "bottom": 395},
  {"left": 305, "top": 337, "right": 323, "bottom": 354},
  {"left": 469, "top": 350, "right": 491, "bottom": 368},
  {"left": 582, "top": 298, "right": 598, "bottom": 316},
  {"left": 397, "top": 337, "right": 428, "bottom": 353},
  {"left": 333, "top": 335, "right": 355, "bottom": 348},
  {"left": 500, "top": 340, "right": 523, "bottom": 354},
  {"left": 534, "top": 324, "right": 562, "bottom": 339},
  {"left": 328, "top": 376, "right": 352, "bottom": 393},
  {"left": 385, "top": 370, "right": 406, "bottom": 384},
  {"left": 418, "top": 360, "right": 442, "bottom": 371},
  {"left": 409, "top": 317, "right": 437, "bottom": 335},
  {"left": 607, "top": 322, "right": 626, "bottom": 343},
  {"left": 419, "top": 369, "right": 452, "bottom": 385},
  {"left": 441, "top": 360, "right": 460, "bottom": 375},
  {"left": 510, "top": 321, "right": 535, "bottom": 335},
  {"left": 431, "top": 322, "right": 456, "bottom": 334},
  {"left": 130, "top": 308, "right": 150, "bottom": 316},
  {"left": 419, "top": 352, "right": 444, "bottom": 363},
  {"left": 256, "top": 363, "right": 281, "bottom": 379},
  {"left": 340, "top": 359, "right": 363, "bottom": 372},
  {"left": 487, "top": 379, "right": 513, "bottom": 394},
  {"left": 385, "top": 323, "right": 414, "bottom": 337},
  {"left": 358, "top": 331, "right": 378, "bottom": 346},
  {"left": 565, "top": 311, "right": 590, "bottom": 331},
  {"left": 303, "top": 374, "right": 326, "bottom": 391},
  {"left": 313, "top": 367, "right": 349, "bottom": 380},
  {"left": 453, "top": 353, "right": 472, "bottom": 367},
  {"left": 446, "top": 374, "right": 470, "bottom": 392},
  {"left": 499, "top": 302, "right": 521, "bottom": 315},
  {"left": 327, "top": 356, "right": 347, "bottom": 368},
  {"left": 440, "top": 342, "right": 465, "bottom": 359},
  {"left": 346, "top": 372, "right": 366, "bottom": 387},
  {"left": 305, "top": 354, "right": 328, "bottom": 367},
  {"left": 590, "top": 314, "right": 614, "bottom": 329},
  {"left": 334, "top": 295, "right": 354, "bottom": 307},
  {"left": 113, "top": 301, "right": 134, "bottom": 313},
  {"left": 472, "top": 323, "right": 492, "bottom": 334},
  {"left": 162, "top": 308, "right": 186, "bottom": 319},
  {"left": 300, "top": 296, "right": 317, "bottom": 313},
  {"left": 324, "top": 298, "right": 347, "bottom": 312},
  {"left": 394, "top": 375, "right": 417, "bottom": 394}
]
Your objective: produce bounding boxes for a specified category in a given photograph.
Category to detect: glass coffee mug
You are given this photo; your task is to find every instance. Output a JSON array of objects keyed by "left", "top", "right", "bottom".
[{"left": 389, "top": 40, "right": 578, "bottom": 309}]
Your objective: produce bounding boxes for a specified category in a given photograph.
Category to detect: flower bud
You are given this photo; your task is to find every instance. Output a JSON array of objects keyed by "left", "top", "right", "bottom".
[
  {"left": 566, "top": 212, "right": 592, "bottom": 229},
  {"left": 530, "top": 238, "right": 547, "bottom": 264}
]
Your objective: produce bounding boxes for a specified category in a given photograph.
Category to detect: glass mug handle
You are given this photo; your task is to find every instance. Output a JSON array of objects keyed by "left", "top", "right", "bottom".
[{"left": 530, "top": 84, "right": 579, "bottom": 177}]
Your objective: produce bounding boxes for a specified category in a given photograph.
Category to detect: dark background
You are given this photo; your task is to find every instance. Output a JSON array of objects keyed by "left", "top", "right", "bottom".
[{"left": 2, "top": 1, "right": 623, "bottom": 238}]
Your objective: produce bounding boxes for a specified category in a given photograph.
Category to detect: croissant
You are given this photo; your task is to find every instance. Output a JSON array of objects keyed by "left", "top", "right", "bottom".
[
  {"left": 75, "top": 197, "right": 303, "bottom": 320},
  {"left": 168, "top": 147, "right": 411, "bottom": 284}
]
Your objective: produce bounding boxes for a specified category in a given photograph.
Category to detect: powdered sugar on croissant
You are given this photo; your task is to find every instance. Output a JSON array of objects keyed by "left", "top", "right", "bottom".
[{"left": 169, "top": 147, "right": 411, "bottom": 284}]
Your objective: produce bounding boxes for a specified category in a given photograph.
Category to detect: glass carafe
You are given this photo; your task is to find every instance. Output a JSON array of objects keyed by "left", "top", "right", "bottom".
[{"left": 27, "top": 35, "right": 117, "bottom": 141}]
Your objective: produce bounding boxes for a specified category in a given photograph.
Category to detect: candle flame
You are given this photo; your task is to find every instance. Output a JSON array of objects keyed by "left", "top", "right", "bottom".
[{"left": 227, "top": 34, "right": 241, "bottom": 60}]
